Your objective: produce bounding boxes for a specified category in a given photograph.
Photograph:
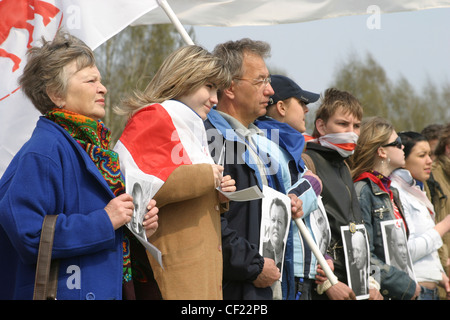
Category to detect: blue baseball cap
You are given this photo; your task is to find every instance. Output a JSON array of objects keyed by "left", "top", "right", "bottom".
[{"left": 269, "top": 74, "right": 320, "bottom": 105}]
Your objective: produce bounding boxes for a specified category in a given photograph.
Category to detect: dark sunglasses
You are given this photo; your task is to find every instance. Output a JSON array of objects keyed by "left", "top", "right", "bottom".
[{"left": 382, "top": 136, "right": 402, "bottom": 149}]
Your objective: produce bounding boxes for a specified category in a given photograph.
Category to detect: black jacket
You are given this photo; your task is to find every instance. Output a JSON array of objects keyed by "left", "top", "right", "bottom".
[{"left": 305, "top": 142, "right": 363, "bottom": 285}]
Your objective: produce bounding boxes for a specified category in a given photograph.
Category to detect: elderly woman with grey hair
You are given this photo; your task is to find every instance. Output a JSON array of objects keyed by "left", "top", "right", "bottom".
[{"left": 0, "top": 29, "right": 158, "bottom": 300}]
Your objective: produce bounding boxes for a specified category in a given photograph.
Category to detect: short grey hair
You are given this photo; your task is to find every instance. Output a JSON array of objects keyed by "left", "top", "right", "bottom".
[
  {"left": 212, "top": 38, "right": 271, "bottom": 79},
  {"left": 19, "top": 28, "right": 96, "bottom": 114}
]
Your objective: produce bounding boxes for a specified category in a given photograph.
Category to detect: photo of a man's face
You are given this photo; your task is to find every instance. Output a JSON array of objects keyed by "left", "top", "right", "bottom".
[
  {"left": 260, "top": 186, "right": 292, "bottom": 279},
  {"left": 381, "top": 219, "right": 415, "bottom": 281}
]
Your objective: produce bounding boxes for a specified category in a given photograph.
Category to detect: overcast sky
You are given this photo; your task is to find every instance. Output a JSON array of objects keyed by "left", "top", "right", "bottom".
[{"left": 191, "top": 7, "right": 450, "bottom": 95}]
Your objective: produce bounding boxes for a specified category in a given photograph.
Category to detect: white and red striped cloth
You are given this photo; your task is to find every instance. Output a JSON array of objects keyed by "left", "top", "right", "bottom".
[
  {"left": 307, "top": 132, "right": 358, "bottom": 158},
  {"left": 114, "top": 100, "right": 214, "bottom": 195}
]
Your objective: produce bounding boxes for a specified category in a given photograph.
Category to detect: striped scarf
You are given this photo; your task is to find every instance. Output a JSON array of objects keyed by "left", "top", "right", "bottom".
[
  {"left": 45, "top": 109, "right": 125, "bottom": 196},
  {"left": 308, "top": 132, "right": 358, "bottom": 158}
]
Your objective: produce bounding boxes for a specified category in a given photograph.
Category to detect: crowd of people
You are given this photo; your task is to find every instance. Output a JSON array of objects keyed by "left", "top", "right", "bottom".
[{"left": 1, "top": 29, "right": 450, "bottom": 300}]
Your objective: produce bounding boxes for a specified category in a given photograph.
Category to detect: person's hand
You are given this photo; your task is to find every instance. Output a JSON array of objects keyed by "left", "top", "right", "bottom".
[
  {"left": 411, "top": 283, "right": 421, "bottom": 300},
  {"left": 143, "top": 199, "right": 159, "bottom": 239},
  {"left": 315, "top": 259, "right": 334, "bottom": 284},
  {"left": 325, "top": 281, "right": 356, "bottom": 300},
  {"left": 288, "top": 194, "right": 303, "bottom": 219},
  {"left": 211, "top": 164, "right": 224, "bottom": 188},
  {"left": 104, "top": 193, "right": 134, "bottom": 230},
  {"left": 253, "top": 258, "right": 281, "bottom": 288},
  {"left": 368, "top": 288, "right": 383, "bottom": 300},
  {"left": 218, "top": 174, "right": 236, "bottom": 203}
]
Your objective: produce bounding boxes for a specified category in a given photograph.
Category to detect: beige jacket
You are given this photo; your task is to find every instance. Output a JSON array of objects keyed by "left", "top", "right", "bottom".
[
  {"left": 146, "top": 163, "right": 226, "bottom": 300},
  {"left": 426, "top": 156, "right": 450, "bottom": 299},
  {"left": 428, "top": 157, "right": 450, "bottom": 266}
]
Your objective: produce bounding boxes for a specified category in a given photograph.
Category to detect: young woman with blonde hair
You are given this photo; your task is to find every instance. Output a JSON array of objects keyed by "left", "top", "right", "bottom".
[{"left": 114, "top": 45, "right": 236, "bottom": 299}]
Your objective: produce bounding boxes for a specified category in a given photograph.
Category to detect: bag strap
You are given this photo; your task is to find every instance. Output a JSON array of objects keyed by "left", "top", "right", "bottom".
[{"left": 33, "top": 215, "right": 59, "bottom": 300}]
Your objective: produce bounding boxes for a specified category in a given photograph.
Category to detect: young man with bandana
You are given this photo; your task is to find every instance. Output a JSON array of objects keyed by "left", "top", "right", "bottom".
[{"left": 304, "top": 88, "right": 382, "bottom": 300}]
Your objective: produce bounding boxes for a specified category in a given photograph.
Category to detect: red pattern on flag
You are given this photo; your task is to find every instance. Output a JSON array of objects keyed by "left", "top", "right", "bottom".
[{"left": 117, "top": 103, "right": 192, "bottom": 182}]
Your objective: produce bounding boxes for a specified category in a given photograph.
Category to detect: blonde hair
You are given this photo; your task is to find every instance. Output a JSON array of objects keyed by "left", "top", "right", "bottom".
[
  {"left": 19, "top": 29, "right": 95, "bottom": 114},
  {"left": 115, "top": 45, "right": 231, "bottom": 119},
  {"left": 351, "top": 116, "right": 394, "bottom": 180}
]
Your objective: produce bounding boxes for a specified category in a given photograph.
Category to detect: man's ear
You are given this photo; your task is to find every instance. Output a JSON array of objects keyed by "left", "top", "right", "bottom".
[
  {"left": 315, "top": 118, "right": 326, "bottom": 136},
  {"left": 221, "top": 82, "right": 235, "bottom": 100}
]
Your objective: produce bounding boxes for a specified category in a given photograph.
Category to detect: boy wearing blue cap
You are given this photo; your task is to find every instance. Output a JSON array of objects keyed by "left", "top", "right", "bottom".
[
  {"left": 255, "top": 75, "right": 324, "bottom": 300},
  {"left": 267, "top": 74, "right": 319, "bottom": 134}
]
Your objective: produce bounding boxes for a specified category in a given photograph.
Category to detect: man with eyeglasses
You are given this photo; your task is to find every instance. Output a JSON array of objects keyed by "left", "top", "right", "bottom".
[{"left": 204, "top": 39, "right": 304, "bottom": 300}]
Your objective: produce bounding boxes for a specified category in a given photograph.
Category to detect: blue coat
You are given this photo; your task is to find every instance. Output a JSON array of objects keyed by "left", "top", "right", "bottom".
[
  {"left": 0, "top": 117, "right": 123, "bottom": 300},
  {"left": 255, "top": 116, "right": 318, "bottom": 300}
]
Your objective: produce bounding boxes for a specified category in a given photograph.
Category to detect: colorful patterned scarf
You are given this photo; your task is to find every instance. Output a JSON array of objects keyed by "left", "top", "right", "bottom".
[
  {"left": 45, "top": 109, "right": 159, "bottom": 299},
  {"left": 45, "top": 109, "right": 125, "bottom": 196}
]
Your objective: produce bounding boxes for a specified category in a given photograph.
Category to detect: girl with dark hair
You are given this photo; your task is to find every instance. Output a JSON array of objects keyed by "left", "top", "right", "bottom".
[{"left": 391, "top": 131, "right": 450, "bottom": 300}]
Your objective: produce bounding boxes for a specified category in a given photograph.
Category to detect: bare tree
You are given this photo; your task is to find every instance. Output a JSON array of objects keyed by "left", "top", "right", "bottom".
[
  {"left": 94, "top": 24, "right": 191, "bottom": 145},
  {"left": 330, "top": 52, "right": 450, "bottom": 131}
]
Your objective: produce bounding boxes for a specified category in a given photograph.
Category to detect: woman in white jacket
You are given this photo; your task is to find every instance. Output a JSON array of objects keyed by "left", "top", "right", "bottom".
[{"left": 391, "top": 131, "right": 450, "bottom": 300}]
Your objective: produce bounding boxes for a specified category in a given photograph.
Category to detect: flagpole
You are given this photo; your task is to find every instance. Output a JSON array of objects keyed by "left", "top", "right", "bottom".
[
  {"left": 294, "top": 217, "right": 338, "bottom": 286},
  {"left": 157, "top": 0, "right": 194, "bottom": 45}
]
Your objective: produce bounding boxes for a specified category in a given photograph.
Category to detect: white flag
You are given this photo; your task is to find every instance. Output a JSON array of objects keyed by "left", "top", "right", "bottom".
[
  {"left": 0, "top": 0, "right": 158, "bottom": 176},
  {"left": 133, "top": 0, "right": 450, "bottom": 27}
]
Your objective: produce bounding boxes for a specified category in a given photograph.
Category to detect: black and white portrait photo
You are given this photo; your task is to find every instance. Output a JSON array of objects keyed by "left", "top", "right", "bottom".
[
  {"left": 308, "top": 197, "right": 331, "bottom": 255},
  {"left": 124, "top": 171, "right": 163, "bottom": 268},
  {"left": 381, "top": 219, "right": 415, "bottom": 281},
  {"left": 125, "top": 171, "right": 155, "bottom": 239},
  {"left": 341, "top": 224, "right": 370, "bottom": 300},
  {"left": 260, "top": 186, "right": 291, "bottom": 278}
]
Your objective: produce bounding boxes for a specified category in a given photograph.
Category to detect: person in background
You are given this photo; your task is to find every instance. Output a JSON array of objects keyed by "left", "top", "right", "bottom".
[
  {"left": 421, "top": 124, "right": 444, "bottom": 160},
  {"left": 114, "top": 45, "right": 236, "bottom": 300},
  {"left": 391, "top": 131, "right": 450, "bottom": 300},
  {"left": 423, "top": 123, "right": 450, "bottom": 299},
  {"left": 255, "top": 74, "right": 326, "bottom": 300},
  {"left": 304, "top": 88, "right": 382, "bottom": 300},
  {"left": 204, "top": 39, "right": 304, "bottom": 299},
  {"left": 351, "top": 116, "right": 420, "bottom": 299},
  {"left": 0, "top": 29, "right": 159, "bottom": 300}
]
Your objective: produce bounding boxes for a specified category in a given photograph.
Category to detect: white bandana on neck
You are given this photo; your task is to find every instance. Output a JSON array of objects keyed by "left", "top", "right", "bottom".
[{"left": 310, "top": 132, "right": 359, "bottom": 158}]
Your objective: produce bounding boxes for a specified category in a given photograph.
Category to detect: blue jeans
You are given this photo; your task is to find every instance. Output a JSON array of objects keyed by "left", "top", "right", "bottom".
[{"left": 418, "top": 286, "right": 439, "bottom": 300}]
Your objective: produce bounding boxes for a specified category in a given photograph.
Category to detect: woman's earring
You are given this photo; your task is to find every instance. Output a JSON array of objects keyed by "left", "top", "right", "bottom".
[{"left": 58, "top": 105, "right": 64, "bottom": 109}]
